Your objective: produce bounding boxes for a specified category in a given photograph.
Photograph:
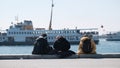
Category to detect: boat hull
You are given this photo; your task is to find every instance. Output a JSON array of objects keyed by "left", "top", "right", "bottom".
[
  {"left": 0, "top": 40, "right": 99, "bottom": 45},
  {"left": 106, "top": 39, "right": 120, "bottom": 41}
]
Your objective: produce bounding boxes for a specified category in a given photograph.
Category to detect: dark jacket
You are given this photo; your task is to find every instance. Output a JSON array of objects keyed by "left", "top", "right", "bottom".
[
  {"left": 32, "top": 37, "right": 52, "bottom": 54},
  {"left": 53, "top": 37, "right": 70, "bottom": 51},
  {"left": 53, "top": 37, "right": 75, "bottom": 58}
]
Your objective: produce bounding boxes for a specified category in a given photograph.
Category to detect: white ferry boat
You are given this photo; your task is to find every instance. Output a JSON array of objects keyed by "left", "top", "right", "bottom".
[
  {"left": 0, "top": 0, "right": 99, "bottom": 45},
  {"left": 106, "top": 31, "right": 120, "bottom": 41},
  {"left": 0, "top": 20, "right": 99, "bottom": 45}
]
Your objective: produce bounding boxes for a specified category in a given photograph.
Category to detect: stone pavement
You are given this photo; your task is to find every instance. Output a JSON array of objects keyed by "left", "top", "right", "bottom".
[
  {"left": 0, "top": 58, "right": 120, "bottom": 68},
  {"left": 0, "top": 54, "right": 120, "bottom": 68}
]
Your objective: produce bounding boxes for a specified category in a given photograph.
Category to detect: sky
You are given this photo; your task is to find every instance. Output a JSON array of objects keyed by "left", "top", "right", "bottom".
[{"left": 0, "top": 0, "right": 120, "bottom": 34}]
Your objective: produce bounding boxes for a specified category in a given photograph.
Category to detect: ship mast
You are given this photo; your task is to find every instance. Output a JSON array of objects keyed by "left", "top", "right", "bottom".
[
  {"left": 15, "top": 16, "right": 19, "bottom": 23},
  {"left": 48, "top": 0, "right": 54, "bottom": 30}
]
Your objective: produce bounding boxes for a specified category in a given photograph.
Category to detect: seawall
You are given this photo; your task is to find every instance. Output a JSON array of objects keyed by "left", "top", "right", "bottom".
[{"left": 0, "top": 53, "right": 120, "bottom": 59}]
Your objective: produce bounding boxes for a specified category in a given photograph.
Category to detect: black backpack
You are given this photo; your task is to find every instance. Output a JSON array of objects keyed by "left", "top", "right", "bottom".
[{"left": 82, "top": 39, "right": 92, "bottom": 53}]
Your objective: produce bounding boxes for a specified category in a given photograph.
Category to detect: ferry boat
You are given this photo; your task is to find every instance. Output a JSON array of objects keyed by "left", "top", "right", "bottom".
[
  {"left": 106, "top": 31, "right": 120, "bottom": 41},
  {"left": 0, "top": 20, "right": 99, "bottom": 45}
]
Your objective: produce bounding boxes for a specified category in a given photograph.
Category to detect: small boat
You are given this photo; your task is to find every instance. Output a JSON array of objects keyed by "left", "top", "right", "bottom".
[{"left": 106, "top": 31, "right": 120, "bottom": 41}]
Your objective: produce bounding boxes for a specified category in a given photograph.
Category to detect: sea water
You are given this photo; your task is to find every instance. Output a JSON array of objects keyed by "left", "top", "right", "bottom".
[{"left": 0, "top": 39, "right": 120, "bottom": 54}]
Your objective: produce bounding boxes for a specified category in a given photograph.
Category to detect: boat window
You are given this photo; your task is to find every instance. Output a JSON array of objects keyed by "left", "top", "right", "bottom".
[
  {"left": 11, "top": 32, "right": 12, "bottom": 34},
  {"left": 66, "top": 31, "right": 68, "bottom": 33},
  {"left": 48, "top": 37, "right": 50, "bottom": 39},
  {"left": 80, "top": 32, "right": 83, "bottom": 35},
  {"left": 59, "top": 31, "right": 61, "bottom": 34},
  {"left": 32, "top": 32, "right": 34, "bottom": 34},
  {"left": 76, "top": 30, "right": 80, "bottom": 33},
  {"left": 96, "top": 32, "right": 98, "bottom": 34},
  {"left": 22, "top": 32, "right": 24, "bottom": 34},
  {"left": 35, "top": 32, "right": 37, "bottom": 34},
  {"left": 27, "top": 32, "right": 29, "bottom": 34},
  {"left": 84, "top": 32, "right": 86, "bottom": 34},
  {"left": 29, "top": 32, "right": 30, "bottom": 34},
  {"left": 30, "top": 32, "right": 32, "bottom": 34},
  {"left": 74, "top": 31, "right": 75, "bottom": 33},
  {"left": 9, "top": 32, "right": 10, "bottom": 34},
  {"left": 76, "top": 36, "right": 79, "bottom": 40},
  {"left": 16, "top": 32, "right": 18, "bottom": 34},
  {"left": 19, "top": 32, "right": 21, "bottom": 34},
  {"left": 24, "top": 32, "right": 26, "bottom": 34},
  {"left": 61, "top": 31, "right": 62, "bottom": 34},
  {"left": 86, "top": 32, "right": 90, "bottom": 34},
  {"left": 69, "top": 31, "right": 71, "bottom": 33},
  {"left": 65, "top": 31, "right": 67, "bottom": 34},
  {"left": 14, "top": 32, "right": 16, "bottom": 34},
  {"left": 48, "top": 36, "right": 52, "bottom": 40}
]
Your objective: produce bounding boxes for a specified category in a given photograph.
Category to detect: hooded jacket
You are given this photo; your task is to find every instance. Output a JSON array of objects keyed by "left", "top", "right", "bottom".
[
  {"left": 77, "top": 36, "right": 96, "bottom": 55},
  {"left": 53, "top": 37, "right": 70, "bottom": 51},
  {"left": 32, "top": 35, "right": 52, "bottom": 54}
]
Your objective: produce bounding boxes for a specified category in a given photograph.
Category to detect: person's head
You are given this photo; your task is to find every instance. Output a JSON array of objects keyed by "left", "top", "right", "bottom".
[
  {"left": 83, "top": 34, "right": 89, "bottom": 37},
  {"left": 41, "top": 33, "right": 47, "bottom": 39},
  {"left": 56, "top": 35, "right": 64, "bottom": 40},
  {"left": 82, "top": 34, "right": 93, "bottom": 39},
  {"left": 88, "top": 34, "right": 93, "bottom": 39}
]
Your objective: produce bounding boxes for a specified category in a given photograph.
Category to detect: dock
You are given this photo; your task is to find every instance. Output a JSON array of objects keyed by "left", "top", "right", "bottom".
[{"left": 0, "top": 54, "right": 120, "bottom": 68}]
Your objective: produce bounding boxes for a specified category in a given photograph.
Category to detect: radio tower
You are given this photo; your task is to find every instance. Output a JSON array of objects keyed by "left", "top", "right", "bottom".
[{"left": 48, "top": 0, "right": 54, "bottom": 30}]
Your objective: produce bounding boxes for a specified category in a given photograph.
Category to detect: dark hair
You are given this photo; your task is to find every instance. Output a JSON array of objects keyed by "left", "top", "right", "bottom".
[
  {"left": 41, "top": 33, "right": 47, "bottom": 37},
  {"left": 83, "top": 34, "right": 89, "bottom": 37}
]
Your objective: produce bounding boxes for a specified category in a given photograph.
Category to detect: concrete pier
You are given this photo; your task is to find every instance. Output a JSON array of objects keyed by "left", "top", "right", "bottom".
[
  {"left": 0, "top": 54, "right": 120, "bottom": 68},
  {"left": 0, "top": 58, "right": 120, "bottom": 68},
  {"left": 0, "top": 53, "right": 120, "bottom": 59}
]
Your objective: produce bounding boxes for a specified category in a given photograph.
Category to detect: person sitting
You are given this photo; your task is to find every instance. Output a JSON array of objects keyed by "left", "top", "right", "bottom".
[
  {"left": 32, "top": 33, "right": 53, "bottom": 55},
  {"left": 77, "top": 34, "right": 96, "bottom": 55},
  {"left": 52, "top": 35, "right": 75, "bottom": 58}
]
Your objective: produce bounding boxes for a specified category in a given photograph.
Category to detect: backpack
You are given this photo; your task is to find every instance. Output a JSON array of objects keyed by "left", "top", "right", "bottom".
[{"left": 82, "top": 39, "right": 92, "bottom": 53}]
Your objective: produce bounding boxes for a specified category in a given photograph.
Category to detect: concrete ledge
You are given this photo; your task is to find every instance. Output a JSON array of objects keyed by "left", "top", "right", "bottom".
[{"left": 0, "top": 53, "right": 120, "bottom": 59}]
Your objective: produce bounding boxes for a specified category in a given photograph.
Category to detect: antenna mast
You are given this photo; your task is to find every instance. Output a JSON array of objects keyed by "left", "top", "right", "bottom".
[
  {"left": 15, "top": 16, "right": 19, "bottom": 23},
  {"left": 48, "top": 0, "right": 54, "bottom": 30}
]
